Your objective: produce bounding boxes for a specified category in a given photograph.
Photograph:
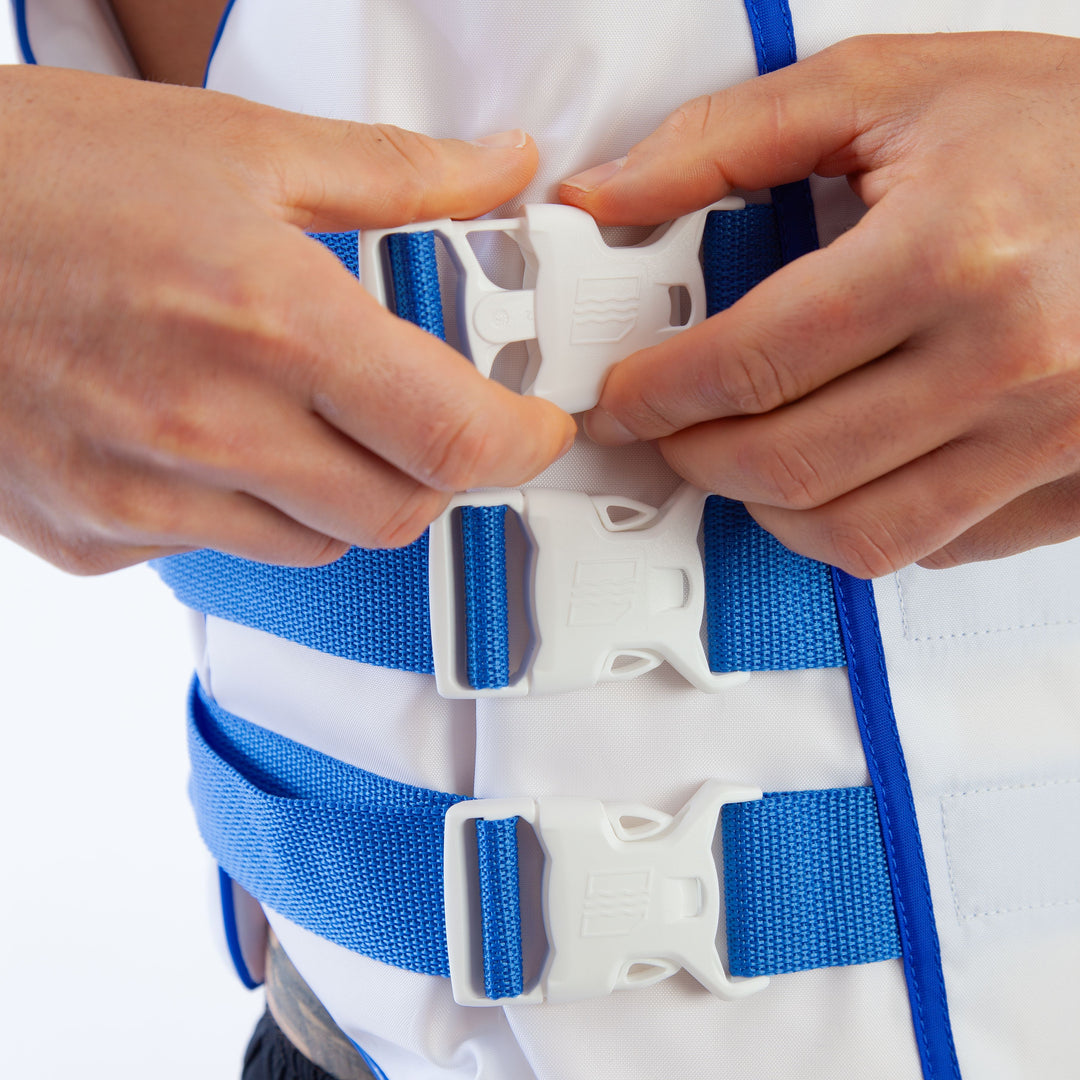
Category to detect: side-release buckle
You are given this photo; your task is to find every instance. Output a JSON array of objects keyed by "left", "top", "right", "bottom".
[
  {"left": 443, "top": 779, "right": 769, "bottom": 1006},
  {"left": 428, "top": 484, "right": 749, "bottom": 697},
  {"left": 359, "top": 199, "right": 745, "bottom": 413}
]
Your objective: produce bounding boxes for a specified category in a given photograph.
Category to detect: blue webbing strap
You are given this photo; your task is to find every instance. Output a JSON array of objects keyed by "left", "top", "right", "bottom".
[
  {"left": 156, "top": 219, "right": 845, "bottom": 678},
  {"left": 739, "top": 0, "right": 961, "bottom": 1072},
  {"left": 704, "top": 496, "right": 843, "bottom": 672},
  {"left": 460, "top": 505, "right": 511, "bottom": 690},
  {"left": 190, "top": 680, "right": 901, "bottom": 987},
  {"left": 722, "top": 788, "right": 900, "bottom": 976},
  {"left": 476, "top": 816, "right": 525, "bottom": 999}
]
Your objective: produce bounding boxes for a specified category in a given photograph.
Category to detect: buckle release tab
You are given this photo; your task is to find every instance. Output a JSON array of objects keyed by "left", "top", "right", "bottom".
[{"left": 443, "top": 780, "right": 768, "bottom": 1006}]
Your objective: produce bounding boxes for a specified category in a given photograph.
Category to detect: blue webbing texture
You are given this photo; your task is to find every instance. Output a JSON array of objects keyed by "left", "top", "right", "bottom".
[
  {"left": 190, "top": 681, "right": 900, "bottom": 985},
  {"left": 722, "top": 788, "right": 900, "bottom": 976},
  {"left": 155, "top": 217, "right": 844, "bottom": 677},
  {"left": 703, "top": 204, "right": 783, "bottom": 315},
  {"left": 703, "top": 496, "right": 844, "bottom": 672},
  {"left": 158, "top": 542, "right": 435, "bottom": 672},
  {"left": 476, "top": 817, "right": 525, "bottom": 999},
  {"left": 385, "top": 232, "right": 447, "bottom": 338},
  {"left": 832, "top": 572, "right": 961, "bottom": 1079},
  {"left": 155, "top": 230, "right": 510, "bottom": 688},
  {"left": 190, "top": 679, "right": 524, "bottom": 993},
  {"left": 460, "top": 506, "right": 511, "bottom": 690}
]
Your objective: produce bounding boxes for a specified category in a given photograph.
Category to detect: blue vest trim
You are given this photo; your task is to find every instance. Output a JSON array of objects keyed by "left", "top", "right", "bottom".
[
  {"left": 832, "top": 571, "right": 962, "bottom": 1080},
  {"left": 347, "top": 1039, "right": 391, "bottom": 1080},
  {"left": 740, "top": 0, "right": 820, "bottom": 262},
  {"left": 11, "top": 1, "right": 37, "bottom": 65},
  {"left": 202, "top": 0, "right": 240, "bottom": 89},
  {"left": 218, "top": 867, "right": 261, "bottom": 990},
  {"left": 740, "top": 0, "right": 960, "bottom": 1071},
  {"left": 190, "top": 679, "right": 902, "bottom": 994}
]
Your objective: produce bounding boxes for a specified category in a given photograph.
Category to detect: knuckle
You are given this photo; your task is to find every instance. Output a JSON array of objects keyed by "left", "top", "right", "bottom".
[
  {"left": 663, "top": 94, "right": 718, "bottom": 140},
  {"left": 827, "top": 511, "right": 912, "bottom": 579},
  {"left": 281, "top": 535, "right": 352, "bottom": 567},
  {"left": 368, "top": 124, "right": 437, "bottom": 222},
  {"left": 366, "top": 484, "right": 447, "bottom": 549},
  {"left": 707, "top": 334, "right": 791, "bottom": 415},
  {"left": 749, "top": 436, "right": 831, "bottom": 509},
  {"left": 413, "top": 410, "right": 499, "bottom": 492}
]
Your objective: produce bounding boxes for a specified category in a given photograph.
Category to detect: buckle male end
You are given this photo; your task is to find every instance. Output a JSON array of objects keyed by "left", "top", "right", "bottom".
[{"left": 443, "top": 780, "right": 769, "bottom": 1007}]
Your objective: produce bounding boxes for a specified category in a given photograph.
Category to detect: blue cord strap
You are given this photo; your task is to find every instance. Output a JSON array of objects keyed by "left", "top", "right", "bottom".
[{"left": 191, "top": 681, "right": 900, "bottom": 989}]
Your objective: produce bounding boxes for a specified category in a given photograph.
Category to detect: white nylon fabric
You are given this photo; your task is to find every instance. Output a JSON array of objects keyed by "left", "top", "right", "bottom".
[
  {"left": 19, "top": 1, "right": 1080, "bottom": 1077},
  {"left": 198, "top": 3, "right": 1080, "bottom": 1076},
  {"left": 21, "top": 0, "right": 136, "bottom": 75}
]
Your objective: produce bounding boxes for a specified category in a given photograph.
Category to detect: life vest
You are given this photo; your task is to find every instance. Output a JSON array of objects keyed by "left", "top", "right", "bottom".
[{"left": 17, "top": 2, "right": 1080, "bottom": 1077}]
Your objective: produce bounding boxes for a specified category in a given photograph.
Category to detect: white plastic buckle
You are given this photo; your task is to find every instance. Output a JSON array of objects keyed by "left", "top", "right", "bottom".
[
  {"left": 359, "top": 198, "right": 746, "bottom": 413},
  {"left": 443, "top": 779, "right": 769, "bottom": 1006},
  {"left": 428, "top": 484, "right": 750, "bottom": 698}
]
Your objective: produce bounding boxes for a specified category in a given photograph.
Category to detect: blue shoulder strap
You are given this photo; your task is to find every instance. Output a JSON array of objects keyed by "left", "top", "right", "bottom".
[{"left": 740, "top": 3, "right": 961, "bottom": 1076}]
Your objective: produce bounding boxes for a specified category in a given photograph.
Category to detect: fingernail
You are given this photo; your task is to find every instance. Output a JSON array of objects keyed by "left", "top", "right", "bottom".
[
  {"left": 472, "top": 128, "right": 528, "bottom": 149},
  {"left": 562, "top": 156, "right": 627, "bottom": 193},
  {"left": 583, "top": 407, "right": 637, "bottom": 446}
]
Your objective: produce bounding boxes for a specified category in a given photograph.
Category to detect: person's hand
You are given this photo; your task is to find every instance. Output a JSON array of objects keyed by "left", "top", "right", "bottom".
[
  {"left": 562, "top": 32, "right": 1080, "bottom": 577},
  {"left": 0, "top": 65, "right": 575, "bottom": 574}
]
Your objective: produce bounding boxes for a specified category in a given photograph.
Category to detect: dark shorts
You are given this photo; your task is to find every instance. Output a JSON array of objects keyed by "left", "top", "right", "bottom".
[{"left": 243, "top": 1009, "right": 341, "bottom": 1080}]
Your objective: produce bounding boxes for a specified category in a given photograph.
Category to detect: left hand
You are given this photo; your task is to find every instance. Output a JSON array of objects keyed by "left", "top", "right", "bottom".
[{"left": 560, "top": 32, "right": 1080, "bottom": 578}]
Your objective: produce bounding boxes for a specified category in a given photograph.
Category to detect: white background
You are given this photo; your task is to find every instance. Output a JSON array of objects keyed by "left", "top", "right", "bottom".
[{"left": 0, "top": 9, "right": 266, "bottom": 1076}]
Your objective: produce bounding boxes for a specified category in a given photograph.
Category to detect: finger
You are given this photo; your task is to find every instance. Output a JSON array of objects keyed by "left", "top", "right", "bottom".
[
  {"left": 35, "top": 478, "right": 352, "bottom": 575},
  {"left": 558, "top": 35, "right": 907, "bottom": 225},
  {"left": 917, "top": 474, "right": 1080, "bottom": 569},
  {"left": 293, "top": 266, "right": 578, "bottom": 491},
  {"left": 654, "top": 337, "right": 980, "bottom": 509},
  {"left": 185, "top": 407, "right": 454, "bottom": 551},
  {"left": 743, "top": 430, "right": 1062, "bottom": 579},
  {"left": 586, "top": 205, "right": 931, "bottom": 443},
  {"left": 237, "top": 106, "right": 539, "bottom": 230}
]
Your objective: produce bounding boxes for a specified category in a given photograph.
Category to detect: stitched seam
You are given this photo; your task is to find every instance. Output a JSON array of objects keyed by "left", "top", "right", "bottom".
[
  {"left": 943, "top": 778, "right": 1080, "bottom": 800},
  {"left": 779, "top": 0, "right": 798, "bottom": 63},
  {"left": 834, "top": 579, "right": 933, "bottom": 1078},
  {"left": 959, "top": 898, "right": 1080, "bottom": 920},
  {"left": 865, "top": 581, "right": 939, "bottom": 1078},
  {"left": 745, "top": 0, "right": 768, "bottom": 73},
  {"left": 939, "top": 798, "right": 965, "bottom": 925},
  {"left": 908, "top": 617, "right": 1080, "bottom": 643},
  {"left": 868, "top": 588, "right": 961, "bottom": 1074},
  {"left": 895, "top": 574, "right": 912, "bottom": 639},
  {"left": 941, "top": 779, "right": 1080, "bottom": 923}
]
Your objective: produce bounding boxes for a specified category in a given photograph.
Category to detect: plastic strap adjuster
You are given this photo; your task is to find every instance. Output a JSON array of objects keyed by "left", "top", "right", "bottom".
[
  {"left": 428, "top": 485, "right": 751, "bottom": 698},
  {"left": 360, "top": 199, "right": 746, "bottom": 413},
  {"left": 443, "top": 781, "right": 768, "bottom": 1006}
]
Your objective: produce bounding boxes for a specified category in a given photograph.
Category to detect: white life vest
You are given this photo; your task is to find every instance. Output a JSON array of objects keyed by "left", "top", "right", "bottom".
[{"left": 18, "top": 3, "right": 1080, "bottom": 1078}]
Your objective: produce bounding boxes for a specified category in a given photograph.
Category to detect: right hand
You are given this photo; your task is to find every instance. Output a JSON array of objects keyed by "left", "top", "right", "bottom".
[{"left": 0, "top": 65, "right": 575, "bottom": 574}]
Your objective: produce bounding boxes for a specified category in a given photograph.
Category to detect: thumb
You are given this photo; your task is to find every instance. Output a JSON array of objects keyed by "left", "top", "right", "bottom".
[
  {"left": 557, "top": 37, "right": 890, "bottom": 225},
  {"left": 230, "top": 103, "right": 538, "bottom": 230}
]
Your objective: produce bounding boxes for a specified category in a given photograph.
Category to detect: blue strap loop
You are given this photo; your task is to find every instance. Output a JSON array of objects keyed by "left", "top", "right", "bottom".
[{"left": 190, "top": 680, "right": 901, "bottom": 991}]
